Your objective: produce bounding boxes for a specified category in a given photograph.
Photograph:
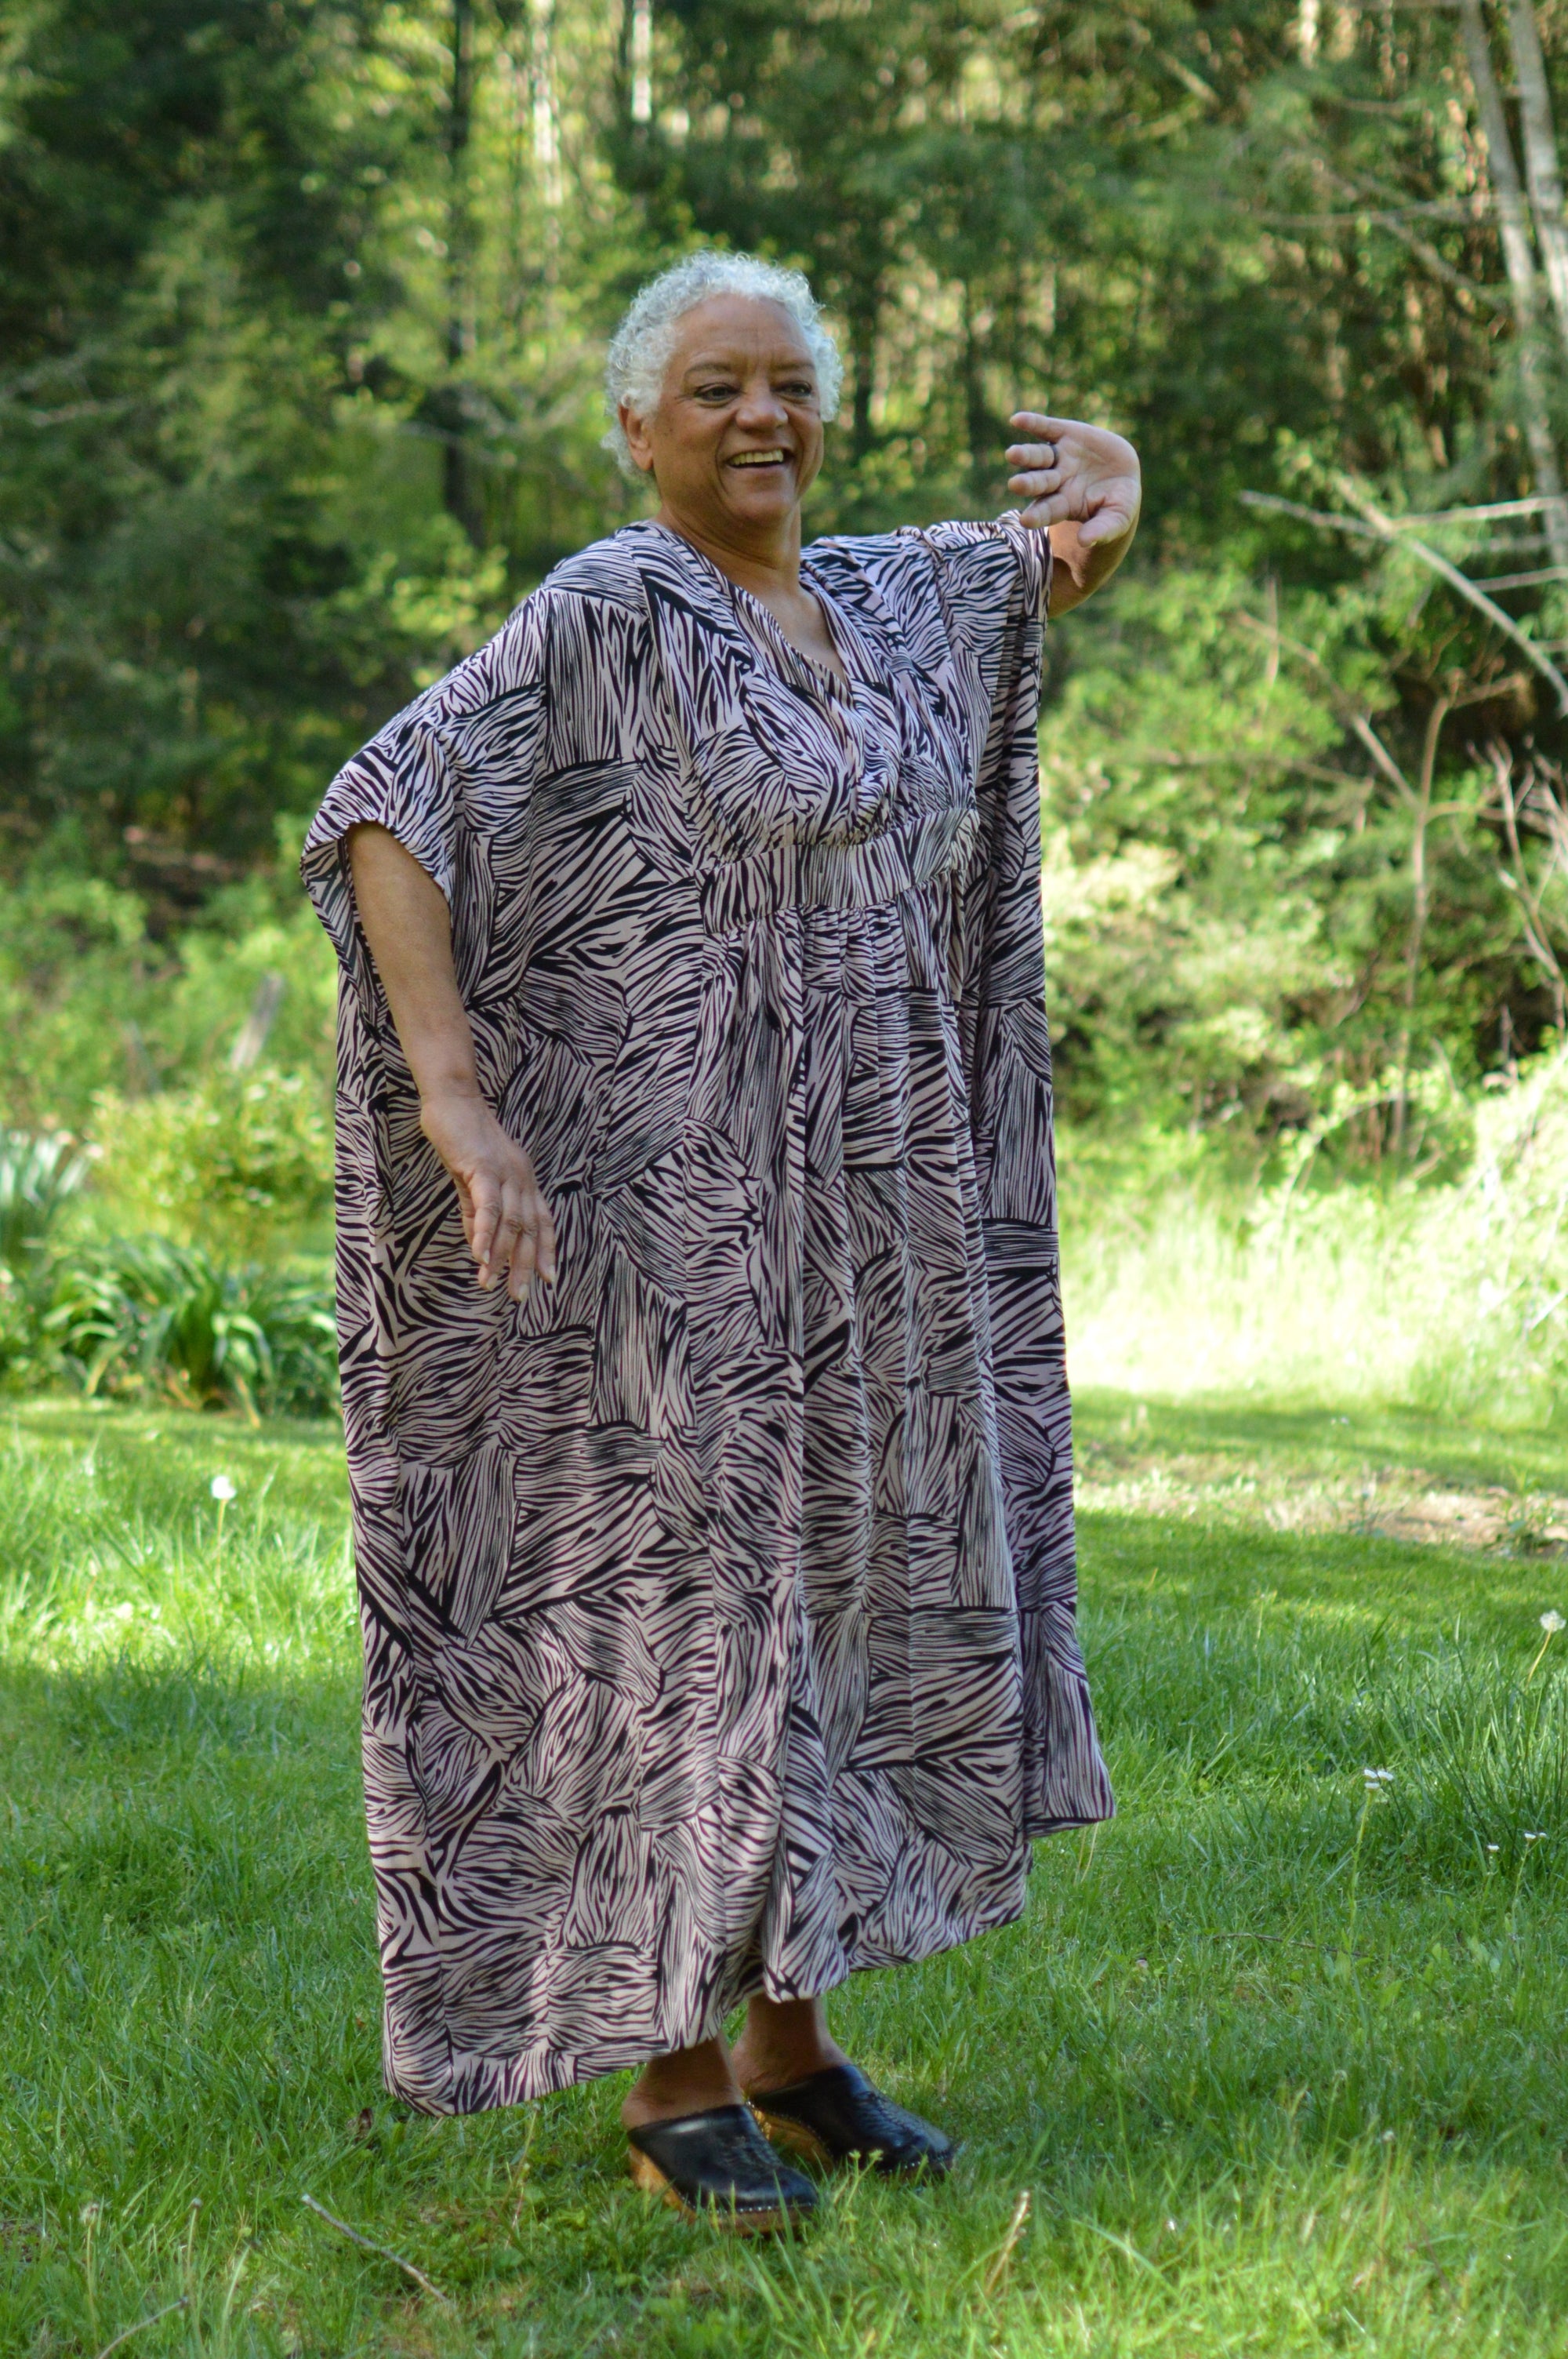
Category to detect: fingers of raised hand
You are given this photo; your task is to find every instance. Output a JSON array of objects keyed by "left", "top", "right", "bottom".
[
  {"left": 1007, "top": 410, "right": 1073, "bottom": 441},
  {"left": 1014, "top": 489, "right": 1077, "bottom": 533},
  {"left": 1076, "top": 489, "right": 1140, "bottom": 545},
  {"left": 1007, "top": 466, "right": 1065, "bottom": 507}
]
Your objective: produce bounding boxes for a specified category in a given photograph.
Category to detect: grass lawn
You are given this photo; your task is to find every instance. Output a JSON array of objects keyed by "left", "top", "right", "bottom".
[{"left": 4, "top": 1390, "right": 1568, "bottom": 2355}]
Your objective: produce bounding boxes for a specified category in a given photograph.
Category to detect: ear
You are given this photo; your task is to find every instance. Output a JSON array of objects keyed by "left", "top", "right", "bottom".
[{"left": 619, "top": 400, "right": 657, "bottom": 476}]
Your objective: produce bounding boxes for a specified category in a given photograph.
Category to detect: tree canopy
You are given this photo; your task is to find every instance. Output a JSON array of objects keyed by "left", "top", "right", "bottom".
[{"left": 9, "top": 0, "right": 1568, "bottom": 1163}]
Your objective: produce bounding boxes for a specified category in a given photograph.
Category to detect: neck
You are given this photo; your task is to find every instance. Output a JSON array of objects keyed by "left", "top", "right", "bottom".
[{"left": 655, "top": 500, "right": 803, "bottom": 600}]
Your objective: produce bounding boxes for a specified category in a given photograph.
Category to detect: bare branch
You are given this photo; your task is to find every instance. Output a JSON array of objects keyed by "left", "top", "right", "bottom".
[
  {"left": 1465, "top": 565, "right": 1568, "bottom": 590},
  {"left": 1385, "top": 497, "right": 1567, "bottom": 527},
  {"left": 1231, "top": 606, "right": 1414, "bottom": 796},
  {"left": 301, "top": 2194, "right": 451, "bottom": 2305},
  {"left": 1486, "top": 741, "right": 1568, "bottom": 1030},
  {"left": 1240, "top": 489, "right": 1568, "bottom": 714}
]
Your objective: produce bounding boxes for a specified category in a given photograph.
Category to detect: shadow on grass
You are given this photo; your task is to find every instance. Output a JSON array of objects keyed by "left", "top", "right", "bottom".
[
  {"left": 1076, "top": 1386, "right": 1568, "bottom": 1494},
  {"left": 5, "top": 1411, "right": 1568, "bottom": 2351}
]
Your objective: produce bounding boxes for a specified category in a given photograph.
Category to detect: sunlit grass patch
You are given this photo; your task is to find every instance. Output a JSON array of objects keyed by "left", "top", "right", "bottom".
[
  {"left": 1062, "top": 1053, "right": 1568, "bottom": 1424},
  {"left": 3, "top": 1398, "right": 1568, "bottom": 2354},
  {"left": 0, "top": 1401, "right": 355, "bottom": 1670}
]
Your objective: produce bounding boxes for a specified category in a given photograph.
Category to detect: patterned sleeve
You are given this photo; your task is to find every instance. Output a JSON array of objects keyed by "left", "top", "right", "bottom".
[
  {"left": 300, "top": 699, "right": 462, "bottom": 1005},
  {"left": 915, "top": 511, "right": 1050, "bottom": 681},
  {"left": 927, "top": 514, "right": 1113, "bottom": 1834},
  {"left": 299, "top": 593, "right": 553, "bottom": 1026},
  {"left": 919, "top": 514, "right": 1055, "bottom": 1229}
]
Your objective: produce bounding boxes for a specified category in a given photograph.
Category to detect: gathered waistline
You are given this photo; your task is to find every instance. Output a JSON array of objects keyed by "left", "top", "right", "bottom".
[{"left": 698, "top": 802, "right": 979, "bottom": 936}]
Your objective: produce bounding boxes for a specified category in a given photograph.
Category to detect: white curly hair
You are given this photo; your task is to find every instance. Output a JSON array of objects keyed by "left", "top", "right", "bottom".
[{"left": 602, "top": 250, "right": 843, "bottom": 478}]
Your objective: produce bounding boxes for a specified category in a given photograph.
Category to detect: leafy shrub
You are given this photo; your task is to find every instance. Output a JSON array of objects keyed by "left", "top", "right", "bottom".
[
  {"left": 0, "top": 860, "right": 337, "bottom": 1135},
  {"left": 0, "top": 1129, "right": 89, "bottom": 1279},
  {"left": 1065, "top": 1041, "right": 1568, "bottom": 1420},
  {"left": 0, "top": 1265, "right": 46, "bottom": 1387},
  {"left": 45, "top": 1238, "right": 338, "bottom": 1418},
  {"left": 89, "top": 1067, "right": 334, "bottom": 1260}
]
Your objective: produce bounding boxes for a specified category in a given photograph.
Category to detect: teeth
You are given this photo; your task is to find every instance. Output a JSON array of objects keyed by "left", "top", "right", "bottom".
[{"left": 729, "top": 451, "right": 786, "bottom": 467}]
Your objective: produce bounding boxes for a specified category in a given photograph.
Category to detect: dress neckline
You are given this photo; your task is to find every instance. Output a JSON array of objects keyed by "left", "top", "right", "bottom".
[{"left": 643, "top": 521, "right": 861, "bottom": 703}]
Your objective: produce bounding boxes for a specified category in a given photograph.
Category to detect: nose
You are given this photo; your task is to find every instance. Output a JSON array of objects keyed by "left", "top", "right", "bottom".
[{"left": 734, "top": 372, "right": 789, "bottom": 432}]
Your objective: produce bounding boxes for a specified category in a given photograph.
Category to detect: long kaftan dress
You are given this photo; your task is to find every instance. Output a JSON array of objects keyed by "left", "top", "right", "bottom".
[{"left": 303, "top": 513, "right": 1112, "bottom": 2116}]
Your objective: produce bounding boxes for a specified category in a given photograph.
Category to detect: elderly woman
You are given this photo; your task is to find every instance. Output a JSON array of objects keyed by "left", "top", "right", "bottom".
[{"left": 303, "top": 251, "right": 1135, "bottom": 2231}]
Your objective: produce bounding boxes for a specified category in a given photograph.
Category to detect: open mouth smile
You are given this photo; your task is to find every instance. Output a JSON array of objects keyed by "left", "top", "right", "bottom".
[{"left": 726, "top": 449, "right": 790, "bottom": 470}]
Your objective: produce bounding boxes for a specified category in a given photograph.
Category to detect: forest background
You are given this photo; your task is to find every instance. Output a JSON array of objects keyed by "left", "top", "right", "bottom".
[{"left": 11, "top": 0, "right": 1568, "bottom": 1416}]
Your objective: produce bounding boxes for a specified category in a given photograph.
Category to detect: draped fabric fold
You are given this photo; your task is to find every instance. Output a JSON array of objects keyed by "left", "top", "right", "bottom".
[{"left": 303, "top": 513, "right": 1112, "bottom": 2117}]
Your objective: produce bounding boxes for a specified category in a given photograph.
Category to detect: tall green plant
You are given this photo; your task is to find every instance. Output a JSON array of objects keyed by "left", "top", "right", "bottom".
[
  {"left": 44, "top": 1238, "right": 337, "bottom": 1417},
  {"left": 0, "top": 1131, "right": 88, "bottom": 1281}
]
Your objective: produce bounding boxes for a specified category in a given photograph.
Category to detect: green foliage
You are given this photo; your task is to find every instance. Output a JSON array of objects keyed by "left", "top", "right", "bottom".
[
  {"left": 5, "top": 1399, "right": 1568, "bottom": 2350},
  {"left": 42, "top": 1237, "right": 337, "bottom": 1416},
  {"left": 1039, "top": 562, "right": 1551, "bottom": 1147},
  {"left": 0, "top": 0, "right": 640, "bottom": 873},
  {"left": 1062, "top": 1040, "right": 1568, "bottom": 1420},
  {"left": 0, "top": 1128, "right": 89, "bottom": 1279},
  {"left": 0, "top": 853, "right": 338, "bottom": 1132},
  {"left": 13, "top": 0, "right": 1568, "bottom": 1172},
  {"left": 89, "top": 1067, "right": 335, "bottom": 1259},
  {"left": 0, "top": 1088, "right": 336, "bottom": 1406}
]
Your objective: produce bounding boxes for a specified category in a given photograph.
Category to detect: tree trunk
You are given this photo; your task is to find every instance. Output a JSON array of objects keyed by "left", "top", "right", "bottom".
[
  {"left": 444, "top": 0, "right": 480, "bottom": 540},
  {"left": 1460, "top": 0, "right": 1568, "bottom": 568},
  {"left": 630, "top": 0, "right": 652, "bottom": 125},
  {"left": 962, "top": 287, "right": 993, "bottom": 495},
  {"left": 848, "top": 294, "right": 877, "bottom": 461},
  {"left": 532, "top": 0, "right": 563, "bottom": 222},
  {"left": 1504, "top": 0, "right": 1568, "bottom": 362}
]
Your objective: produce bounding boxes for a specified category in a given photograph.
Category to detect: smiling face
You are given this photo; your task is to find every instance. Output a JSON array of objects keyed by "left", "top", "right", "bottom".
[{"left": 619, "top": 293, "right": 826, "bottom": 552}]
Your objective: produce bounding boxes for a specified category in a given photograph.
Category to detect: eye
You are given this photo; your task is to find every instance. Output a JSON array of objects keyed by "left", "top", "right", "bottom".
[
  {"left": 691, "top": 380, "right": 738, "bottom": 402},
  {"left": 779, "top": 380, "right": 816, "bottom": 399}
]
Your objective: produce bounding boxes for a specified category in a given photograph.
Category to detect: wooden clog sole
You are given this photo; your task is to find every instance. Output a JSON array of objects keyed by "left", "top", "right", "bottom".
[
  {"left": 749, "top": 2101, "right": 949, "bottom": 2178},
  {"left": 747, "top": 2104, "right": 836, "bottom": 2171},
  {"left": 626, "top": 2143, "right": 797, "bottom": 2234}
]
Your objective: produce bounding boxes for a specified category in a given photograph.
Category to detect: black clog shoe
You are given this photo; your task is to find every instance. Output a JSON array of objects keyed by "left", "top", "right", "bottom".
[
  {"left": 626, "top": 2103, "right": 819, "bottom": 2233},
  {"left": 749, "top": 2063, "right": 955, "bottom": 2178}
]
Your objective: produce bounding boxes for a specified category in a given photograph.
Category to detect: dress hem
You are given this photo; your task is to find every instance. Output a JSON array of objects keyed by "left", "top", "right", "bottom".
[{"left": 381, "top": 1812, "right": 1113, "bottom": 2117}]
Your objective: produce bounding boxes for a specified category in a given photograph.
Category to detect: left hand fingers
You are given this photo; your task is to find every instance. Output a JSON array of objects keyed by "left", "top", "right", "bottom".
[
  {"left": 1014, "top": 491, "right": 1076, "bottom": 532},
  {"left": 1007, "top": 464, "right": 1064, "bottom": 501},
  {"left": 1077, "top": 502, "right": 1138, "bottom": 546},
  {"left": 1008, "top": 410, "right": 1076, "bottom": 442},
  {"left": 1015, "top": 488, "right": 1137, "bottom": 538}
]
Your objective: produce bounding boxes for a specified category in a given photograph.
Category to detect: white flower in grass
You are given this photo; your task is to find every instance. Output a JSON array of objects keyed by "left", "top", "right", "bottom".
[
  {"left": 1363, "top": 1768, "right": 1394, "bottom": 1788},
  {"left": 210, "top": 1474, "right": 237, "bottom": 1502},
  {"left": 1527, "top": 1612, "right": 1564, "bottom": 1681},
  {"left": 1525, "top": 1830, "right": 1547, "bottom": 1843}
]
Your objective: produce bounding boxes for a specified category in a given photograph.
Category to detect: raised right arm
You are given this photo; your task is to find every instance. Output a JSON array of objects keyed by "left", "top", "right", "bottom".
[{"left": 347, "top": 822, "right": 556, "bottom": 1301}]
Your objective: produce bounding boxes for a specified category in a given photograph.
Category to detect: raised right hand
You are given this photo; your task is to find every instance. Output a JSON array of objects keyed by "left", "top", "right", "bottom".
[{"left": 419, "top": 1087, "right": 557, "bottom": 1300}]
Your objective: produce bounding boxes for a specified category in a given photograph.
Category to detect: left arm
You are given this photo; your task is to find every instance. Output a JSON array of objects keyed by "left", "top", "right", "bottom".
[{"left": 1004, "top": 412, "right": 1142, "bottom": 617}]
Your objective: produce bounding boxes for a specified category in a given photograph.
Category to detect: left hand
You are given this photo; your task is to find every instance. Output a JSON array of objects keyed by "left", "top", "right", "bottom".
[{"left": 1004, "top": 413, "right": 1142, "bottom": 549}]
